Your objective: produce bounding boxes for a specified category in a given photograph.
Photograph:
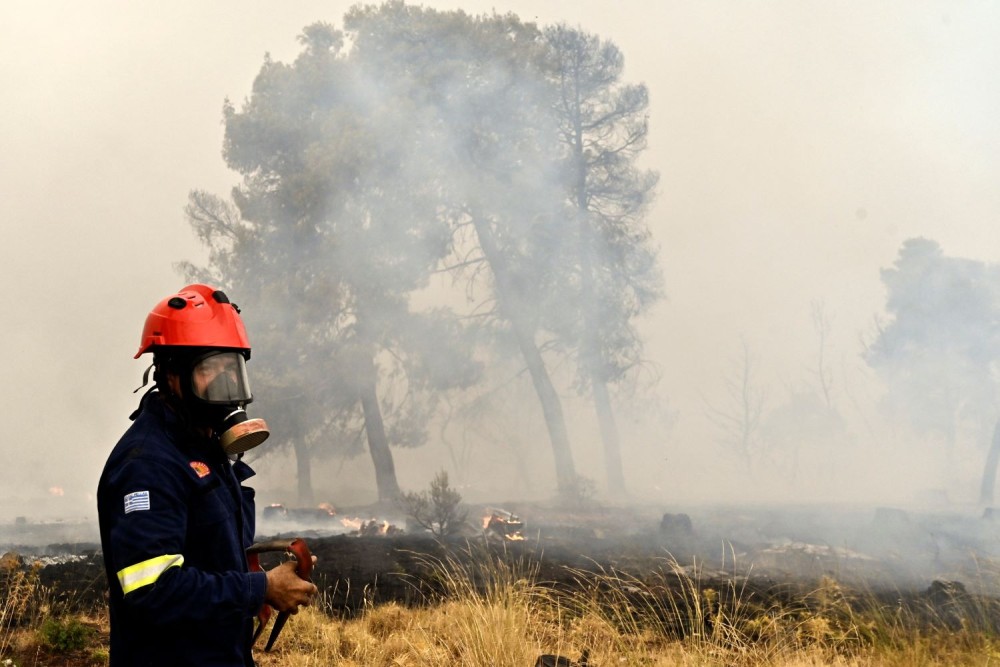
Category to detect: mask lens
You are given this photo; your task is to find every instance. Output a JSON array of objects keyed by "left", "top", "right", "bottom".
[{"left": 191, "top": 352, "right": 252, "bottom": 403}]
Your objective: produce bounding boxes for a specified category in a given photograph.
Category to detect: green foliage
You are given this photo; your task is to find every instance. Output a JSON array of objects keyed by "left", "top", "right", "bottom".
[
  {"left": 184, "top": 4, "right": 661, "bottom": 500},
  {"left": 399, "top": 470, "right": 468, "bottom": 538},
  {"left": 543, "top": 24, "right": 661, "bottom": 388},
  {"left": 39, "top": 616, "right": 93, "bottom": 653}
]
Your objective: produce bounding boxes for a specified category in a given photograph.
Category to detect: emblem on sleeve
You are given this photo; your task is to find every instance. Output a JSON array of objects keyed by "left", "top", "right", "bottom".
[
  {"left": 124, "top": 490, "right": 150, "bottom": 514},
  {"left": 189, "top": 461, "right": 211, "bottom": 478}
]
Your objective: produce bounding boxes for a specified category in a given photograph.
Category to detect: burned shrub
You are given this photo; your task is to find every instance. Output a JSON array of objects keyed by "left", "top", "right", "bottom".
[{"left": 398, "top": 470, "right": 468, "bottom": 538}]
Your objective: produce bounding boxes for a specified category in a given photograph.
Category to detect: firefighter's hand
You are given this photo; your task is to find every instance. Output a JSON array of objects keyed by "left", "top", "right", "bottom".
[{"left": 264, "top": 560, "right": 317, "bottom": 614}]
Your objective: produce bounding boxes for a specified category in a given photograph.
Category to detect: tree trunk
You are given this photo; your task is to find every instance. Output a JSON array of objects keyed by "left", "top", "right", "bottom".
[
  {"left": 591, "top": 373, "right": 626, "bottom": 497},
  {"left": 359, "top": 353, "right": 401, "bottom": 501},
  {"left": 510, "top": 318, "right": 578, "bottom": 493},
  {"left": 572, "top": 105, "right": 628, "bottom": 497},
  {"left": 471, "top": 215, "right": 577, "bottom": 495},
  {"left": 292, "top": 439, "right": 315, "bottom": 506},
  {"left": 578, "top": 222, "right": 626, "bottom": 496},
  {"left": 978, "top": 417, "right": 1000, "bottom": 506}
]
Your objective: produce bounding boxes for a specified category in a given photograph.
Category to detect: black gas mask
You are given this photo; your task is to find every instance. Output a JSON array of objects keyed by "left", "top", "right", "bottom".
[{"left": 179, "top": 350, "right": 270, "bottom": 455}]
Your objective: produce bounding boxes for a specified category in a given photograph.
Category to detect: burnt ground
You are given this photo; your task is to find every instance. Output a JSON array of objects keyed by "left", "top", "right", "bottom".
[{"left": 9, "top": 501, "right": 1000, "bottom": 634}]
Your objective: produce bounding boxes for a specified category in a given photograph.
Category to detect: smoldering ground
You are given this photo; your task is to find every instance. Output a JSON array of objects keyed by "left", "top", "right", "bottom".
[{"left": 8, "top": 497, "right": 1000, "bottom": 608}]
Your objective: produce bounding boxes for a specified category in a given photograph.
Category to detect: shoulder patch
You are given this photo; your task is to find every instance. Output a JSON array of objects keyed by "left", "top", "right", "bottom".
[
  {"left": 189, "top": 461, "right": 211, "bottom": 478},
  {"left": 124, "top": 490, "right": 150, "bottom": 514}
]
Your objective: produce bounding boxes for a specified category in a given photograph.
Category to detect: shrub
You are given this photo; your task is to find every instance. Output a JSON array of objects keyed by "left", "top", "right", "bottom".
[
  {"left": 399, "top": 470, "right": 467, "bottom": 538},
  {"left": 39, "top": 617, "right": 93, "bottom": 653}
]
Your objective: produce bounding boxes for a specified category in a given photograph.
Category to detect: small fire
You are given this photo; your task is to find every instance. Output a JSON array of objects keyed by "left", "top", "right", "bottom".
[
  {"left": 340, "top": 517, "right": 364, "bottom": 531},
  {"left": 363, "top": 520, "right": 391, "bottom": 536},
  {"left": 340, "top": 517, "right": 400, "bottom": 536},
  {"left": 482, "top": 508, "right": 524, "bottom": 541},
  {"left": 48, "top": 486, "right": 64, "bottom": 497}
]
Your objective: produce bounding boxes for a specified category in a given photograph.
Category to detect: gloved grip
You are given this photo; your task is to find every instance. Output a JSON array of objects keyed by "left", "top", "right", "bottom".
[{"left": 246, "top": 537, "right": 313, "bottom": 651}]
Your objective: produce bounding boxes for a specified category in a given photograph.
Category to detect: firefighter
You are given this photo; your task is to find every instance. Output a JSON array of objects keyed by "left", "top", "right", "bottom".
[{"left": 97, "top": 284, "right": 317, "bottom": 666}]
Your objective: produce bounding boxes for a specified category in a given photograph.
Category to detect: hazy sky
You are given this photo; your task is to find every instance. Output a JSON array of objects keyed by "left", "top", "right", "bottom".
[{"left": 3, "top": 1, "right": 999, "bottom": 518}]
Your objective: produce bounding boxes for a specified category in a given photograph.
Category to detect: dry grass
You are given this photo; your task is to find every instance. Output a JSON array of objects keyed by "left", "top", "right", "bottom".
[
  {"left": 1, "top": 563, "right": 47, "bottom": 658},
  {"left": 4, "top": 547, "right": 1000, "bottom": 666},
  {"left": 1, "top": 563, "right": 108, "bottom": 666},
  {"left": 255, "top": 547, "right": 1000, "bottom": 667}
]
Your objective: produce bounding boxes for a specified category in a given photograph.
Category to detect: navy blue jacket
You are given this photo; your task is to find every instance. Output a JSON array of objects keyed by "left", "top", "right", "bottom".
[{"left": 97, "top": 392, "right": 267, "bottom": 666}]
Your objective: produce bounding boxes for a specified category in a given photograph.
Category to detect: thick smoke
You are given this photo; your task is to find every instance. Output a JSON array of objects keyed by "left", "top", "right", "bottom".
[{"left": 4, "top": 2, "right": 1000, "bottom": 593}]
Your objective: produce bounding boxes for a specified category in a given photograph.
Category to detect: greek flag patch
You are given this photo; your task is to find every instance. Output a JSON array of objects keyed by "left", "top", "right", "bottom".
[{"left": 124, "top": 491, "right": 150, "bottom": 514}]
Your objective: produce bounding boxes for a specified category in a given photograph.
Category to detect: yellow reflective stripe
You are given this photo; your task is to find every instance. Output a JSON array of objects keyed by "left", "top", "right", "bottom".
[{"left": 117, "top": 554, "right": 184, "bottom": 594}]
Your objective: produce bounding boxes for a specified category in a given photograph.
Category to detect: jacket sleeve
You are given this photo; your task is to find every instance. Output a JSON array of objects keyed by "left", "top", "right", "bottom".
[{"left": 104, "top": 454, "right": 267, "bottom": 625}]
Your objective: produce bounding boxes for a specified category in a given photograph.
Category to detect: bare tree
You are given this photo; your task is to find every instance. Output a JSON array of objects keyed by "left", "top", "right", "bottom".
[
  {"left": 706, "top": 339, "right": 768, "bottom": 474},
  {"left": 808, "top": 301, "right": 835, "bottom": 410}
]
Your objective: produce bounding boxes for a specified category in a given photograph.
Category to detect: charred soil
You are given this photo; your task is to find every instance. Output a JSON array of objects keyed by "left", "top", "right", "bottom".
[{"left": 24, "top": 500, "right": 1000, "bottom": 637}]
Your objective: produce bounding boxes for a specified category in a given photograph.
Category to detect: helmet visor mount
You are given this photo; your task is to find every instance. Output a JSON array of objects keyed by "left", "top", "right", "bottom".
[{"left": 190, "top": 351, "right": 253, "bottom": 405}]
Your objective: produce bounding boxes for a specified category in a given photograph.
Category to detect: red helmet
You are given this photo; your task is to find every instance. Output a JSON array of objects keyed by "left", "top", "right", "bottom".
[{"left": 135, "top": 284, "right": 251, "bottom": 359}]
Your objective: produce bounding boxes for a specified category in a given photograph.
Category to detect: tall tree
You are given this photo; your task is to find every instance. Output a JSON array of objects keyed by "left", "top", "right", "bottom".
[
  {"left": 344, "top": 3, "right": 583, "bottom": 496},
  {"left": 185, "top": 5, "right": 662, "bottom": 503},
  {"left": 866, "top": 238, "right": 1000, "bottom": 504},
  {"left": 543, "top": 25, "right": 661, "bottom": 497},
  {"left": 185, "top": 22, "right": 476, "bottom": 502}
]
